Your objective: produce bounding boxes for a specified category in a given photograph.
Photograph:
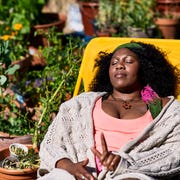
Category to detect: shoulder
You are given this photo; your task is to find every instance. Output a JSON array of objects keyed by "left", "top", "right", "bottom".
[
  {"left": 76, "top": 91, "right": 106, "bottom": 98},
  {"left": 60, "top": 91, "right": 106, "bottom": 108},
  {"left": 56, "top": 92, "right": 106, "bottom": 117},
  {"left": 162, "top": 96, "right": 179, "bottom": 105},
  {"left": 69, "top": 91, "right": 106, "bottom": 101},
  {"left": 162, "top": 96, "right": 180, "bottom": 113},
  {"left": 171, "top": 97, "right": 180, "bottom": 109},
  {"left": 161, "top": 97, "right": 170, "bottom": 107}
]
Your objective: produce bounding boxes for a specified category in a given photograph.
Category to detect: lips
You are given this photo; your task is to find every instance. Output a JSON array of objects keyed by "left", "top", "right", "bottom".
[{"left": 114, "top": 71, "right": 126, "bottom": 78}]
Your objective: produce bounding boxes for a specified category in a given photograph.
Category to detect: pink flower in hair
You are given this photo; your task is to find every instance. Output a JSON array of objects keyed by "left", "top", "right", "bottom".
[{"left": 141, "top": 85, "right": 159, "bottom": 104}]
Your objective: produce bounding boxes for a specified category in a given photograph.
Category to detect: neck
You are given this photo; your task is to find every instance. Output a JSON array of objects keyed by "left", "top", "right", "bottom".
[
  {"left": 111, "top": 90, "right": 141, "bottom": 101},
  {"left": 110, "top": 91, "right": 142, "bottom": 110}
]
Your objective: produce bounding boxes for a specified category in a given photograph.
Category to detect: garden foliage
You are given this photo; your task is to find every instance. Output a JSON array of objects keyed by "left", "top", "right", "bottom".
[{"left": 0, "top": 25, "right": 84, "bottom": 148}]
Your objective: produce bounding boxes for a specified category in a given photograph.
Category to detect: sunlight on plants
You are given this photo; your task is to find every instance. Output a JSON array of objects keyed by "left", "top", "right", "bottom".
[{"left": 0, "top": 24, "right": 85, "bottom": 149}]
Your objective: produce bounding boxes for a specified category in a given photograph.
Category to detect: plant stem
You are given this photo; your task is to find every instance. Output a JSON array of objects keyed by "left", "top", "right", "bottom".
[{"left": 32, "top": 65, "right": 75, "bottom": 149}]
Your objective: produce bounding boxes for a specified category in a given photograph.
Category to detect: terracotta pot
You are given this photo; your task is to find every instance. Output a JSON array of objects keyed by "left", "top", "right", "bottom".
[
  {"left": 79, "top": 2, "right": 99, "bottom": 36},
  {"left": 0, "top": 145, "right": 38, "bottom": 180},
  {"left": 12, "top": 49, "right": 46, "bottom": 75},
  {"left": 29, "top": 13, "right": 66, "bottom": 48},
  {"left": 155, "top": 18, "right": 180, "bottom": 39}
]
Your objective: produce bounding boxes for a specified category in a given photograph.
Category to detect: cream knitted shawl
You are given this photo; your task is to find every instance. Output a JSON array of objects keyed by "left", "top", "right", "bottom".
[{"left": 39, "top": 92, "right": 180, "bottom": 179}]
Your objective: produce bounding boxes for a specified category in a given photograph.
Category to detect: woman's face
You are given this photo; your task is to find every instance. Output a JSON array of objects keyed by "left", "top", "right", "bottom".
[{"left": 109, "top": 48, "right": 141, "bottom": 92}]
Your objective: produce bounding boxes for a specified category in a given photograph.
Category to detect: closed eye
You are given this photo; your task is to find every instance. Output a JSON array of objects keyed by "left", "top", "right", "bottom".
[
  {"left": 124, "top": 56, "right": 136, "bottom": 63},
  {"left": 111, "top": 55, "right": 137, "bottom": 65},
  {"left": 111, "top": 59, "right": 118, "bottom": 65}
]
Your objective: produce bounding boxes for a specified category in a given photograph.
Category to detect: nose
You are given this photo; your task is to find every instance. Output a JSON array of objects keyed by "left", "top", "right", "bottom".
[{"left": 116, "top": 62, "right": 125, "bottom": 70}]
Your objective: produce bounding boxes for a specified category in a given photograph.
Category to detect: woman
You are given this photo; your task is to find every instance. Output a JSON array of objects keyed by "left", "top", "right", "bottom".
[{"left": 38, "top": 41, "right": 180, "bottom": 180}]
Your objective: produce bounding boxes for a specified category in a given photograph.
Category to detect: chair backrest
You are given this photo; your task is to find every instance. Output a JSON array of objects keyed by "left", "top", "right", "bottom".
[{"left": 73, "top": 37, "right": 180, "bottom": 100}]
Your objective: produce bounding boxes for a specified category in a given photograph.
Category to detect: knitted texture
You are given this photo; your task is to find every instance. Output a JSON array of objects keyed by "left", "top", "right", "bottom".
[{"left": 39, "top": 92, "right": 180, "bottom": 179}]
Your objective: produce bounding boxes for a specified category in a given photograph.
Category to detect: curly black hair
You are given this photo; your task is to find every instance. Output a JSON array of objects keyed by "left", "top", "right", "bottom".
[{"left": 89, "top": 41, "right": 180, "bottom": 97}]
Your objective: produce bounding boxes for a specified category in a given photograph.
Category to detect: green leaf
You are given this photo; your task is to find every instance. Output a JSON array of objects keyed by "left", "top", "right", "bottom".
[
  {"left": 0, "top": 75, "right": 7, "bottom": 85},
  {"left": 148, "top": 99, "right": 162, "bottom": 119},
  {"left": 5, "top": 64, "right": 20, "bottom": 75},
  {"left": 8, "top": 116, "right": 16, "bottom": 126}
]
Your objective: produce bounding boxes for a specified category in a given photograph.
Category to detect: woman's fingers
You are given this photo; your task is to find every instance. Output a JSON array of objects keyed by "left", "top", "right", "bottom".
[
  {"left": 91, "top": 132, "right": 121, "bottom": 172},
  {"left": 91, "top": 132, "right": 108, "bottom": 158},
  {"left": 100, "top": 133, "right": 108, "bottom": 152},
  {"left": 80, "top": 158, "right": 89, "bottom": 167},
  {"left": 75, "top": 159, "right": 95, "bottom": 180},
  {"left": 99, "top": 150, "right": 111, "bottom": 163},
  {"left": 102, "top": 152, "right": 114, "bottom": 167},
  {"left": 108, "top": 155, "right": 121, "bottom": 171},
  {"left": 91, "top": 147, "right": 102, "bottom": 159}
]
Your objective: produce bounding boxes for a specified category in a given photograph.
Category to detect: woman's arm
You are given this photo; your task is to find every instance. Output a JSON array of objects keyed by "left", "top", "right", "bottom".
[
  {"left": 39, "top": 106, "right": 74, "bottom": 171},
  {"left": 56, "top": 158, "right": 95, "bottom": 180},
  {"left": 38, "top": 97, "right": 96, "bottom": 179}
]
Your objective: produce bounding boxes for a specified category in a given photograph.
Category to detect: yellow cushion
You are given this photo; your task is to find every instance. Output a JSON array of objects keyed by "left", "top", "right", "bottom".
[{"left": 73, "top": 37, "right": 180, "bottom": 100}]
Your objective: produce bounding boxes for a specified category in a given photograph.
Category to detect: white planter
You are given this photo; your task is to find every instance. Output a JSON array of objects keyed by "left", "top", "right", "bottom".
[{"left": 9, "top": 143, "right": 28, "bottom": 158}]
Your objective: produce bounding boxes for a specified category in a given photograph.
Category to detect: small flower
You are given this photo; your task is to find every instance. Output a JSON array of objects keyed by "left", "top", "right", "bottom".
[
  {"left": 0, "top": 35, "right": 12, "bottom": 41},
  {"left": 141, "top": 85, "right": 159, "bottom": 104},
  {"left": 35, "top": 78, "right": 44, "bottom": 88},
  {"left": 47, "top": 76, "right": 54, "bottom": 81},
  {"left": 25, "top": 80, "right": 31, "bottom": 87},
  {"left": 13, "top": 23, "right": 22, "bottom": 31}
]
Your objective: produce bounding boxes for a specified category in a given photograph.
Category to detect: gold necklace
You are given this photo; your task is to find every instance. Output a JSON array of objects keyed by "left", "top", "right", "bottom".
[{"left": 111, "top": 94, "right": 142, "bottom": 110}]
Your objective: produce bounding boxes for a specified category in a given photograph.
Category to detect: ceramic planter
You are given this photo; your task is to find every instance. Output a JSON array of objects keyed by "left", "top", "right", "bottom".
[
  {"left": 155, "top": 18, "right": 180, "bottom": 39},
  {"left": 0, "top": 145, "right": 38, "bottom": 180},
  {"left": 9, "top": 143, "right": 28, "bottom": 158},
  {"left": 127, "top": 26, "right": 149, "bottom": 38}
]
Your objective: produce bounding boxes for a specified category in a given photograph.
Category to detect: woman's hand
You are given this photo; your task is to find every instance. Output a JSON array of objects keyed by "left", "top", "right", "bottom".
[
  {"left": 56, "top": 158, "right": 95, "bottom": 180},
  {"left": 91, "top": 133, "right": 121, "bottom": 171}
]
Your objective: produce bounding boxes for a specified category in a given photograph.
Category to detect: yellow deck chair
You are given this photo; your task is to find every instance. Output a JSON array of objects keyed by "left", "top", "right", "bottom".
[{"left": 73, "top": 37, "right": 180, "bottom": 100}]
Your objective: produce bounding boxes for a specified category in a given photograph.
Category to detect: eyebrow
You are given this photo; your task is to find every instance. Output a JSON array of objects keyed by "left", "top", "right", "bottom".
[{"left": 112, "top": 54, "right": 137, "bottom": 59}]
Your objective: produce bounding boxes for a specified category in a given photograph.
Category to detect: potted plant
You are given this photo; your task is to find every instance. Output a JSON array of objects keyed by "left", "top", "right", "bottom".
[
  {"left": 94, "top": 0, "right": 127, "bottom": 37},
  {"left": 125, "top": 0, "right": 157, "bottom": 38},
  {"left": 155, "top": 1, "right": 180, "bottom": 39},
  {"left": 0, "top": 144, "right": 39, "bottom": 179},
  {"left": 29, "top": 13, "right": 66, "bottom": 48},
  {"left": 93, "top": 0, "right": 112, "bottom": 36},
  {"left": 155, "top": 14, "right": 180, "bottom": 39}
]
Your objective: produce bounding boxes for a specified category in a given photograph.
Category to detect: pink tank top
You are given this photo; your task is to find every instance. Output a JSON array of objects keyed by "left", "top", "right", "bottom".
[{"left": 93, "top": 97, "right": 153, "bottom": 172}]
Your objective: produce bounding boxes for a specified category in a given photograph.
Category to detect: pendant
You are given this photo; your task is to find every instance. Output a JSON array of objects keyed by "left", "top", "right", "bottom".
[
  {"left": 110, "top": 94, "right": 140, "bottom": 110},
  {"left": 122, "top": 101, "right": 132, "bottom": 110}
]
